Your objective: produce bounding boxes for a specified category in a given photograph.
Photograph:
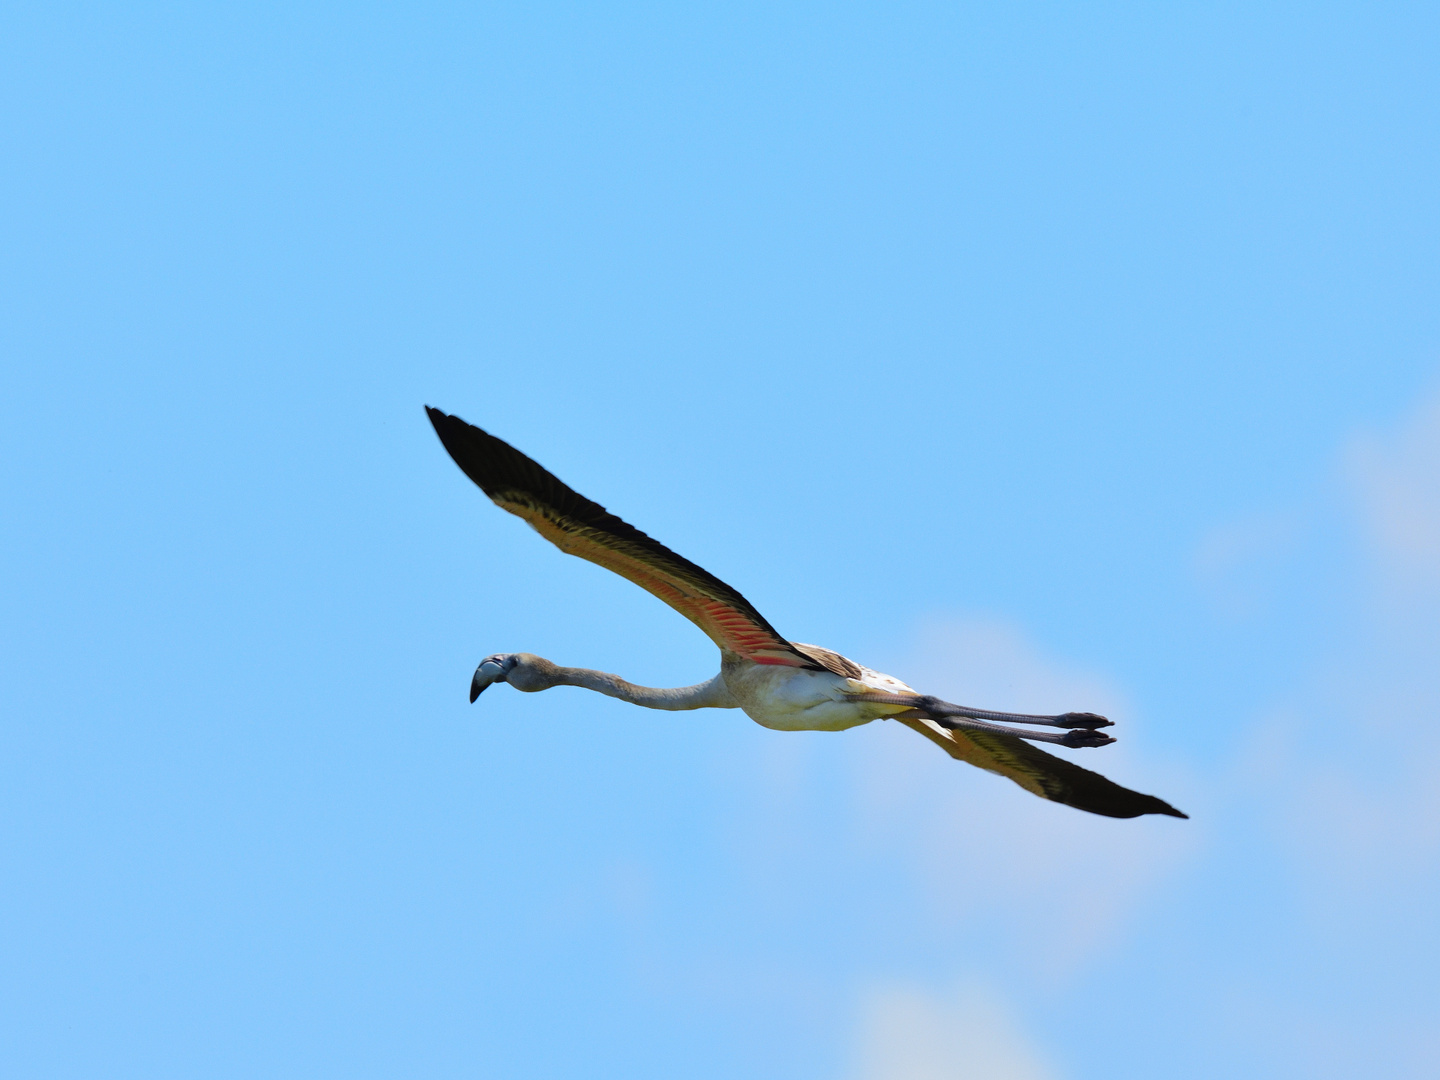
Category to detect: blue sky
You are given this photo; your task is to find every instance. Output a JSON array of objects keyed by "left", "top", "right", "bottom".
[{"left": 3, "top": 3, "right": 1439, "bottom": 1077}]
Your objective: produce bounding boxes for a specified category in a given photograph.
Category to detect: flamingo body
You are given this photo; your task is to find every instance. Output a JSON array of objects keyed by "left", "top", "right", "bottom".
[
  {"left": 427, "top": 407, "right": 1187, "bottom": 820},
  {"left": 721, "top": 650, "right": 917, "bottom": 732}
]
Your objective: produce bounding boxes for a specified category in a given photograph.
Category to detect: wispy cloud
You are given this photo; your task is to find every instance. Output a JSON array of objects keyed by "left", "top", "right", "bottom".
[
  {"left": 1261, "top": 386, "right": 1440, "bottom": 878},
  {"left": 1195, "top": 385, "right": 1440, "bottom": 1075},
  {"left": 841, "top": 384, "right": 1440, "bottom": 1077},
  {"left": 1192, "top": 510, "right": 1301, "bottom": 620},
  {"left": 855, "top": 982, "right": 1058, "bottom": 1080},
  {"left": 1347, "top": 388, "right": 1440, "bottom": 588}
]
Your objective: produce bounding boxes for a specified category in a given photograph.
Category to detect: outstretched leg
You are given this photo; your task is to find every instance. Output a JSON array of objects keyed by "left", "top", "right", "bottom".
[{"left": 847, "top": 690, "right": 1116, "bottom": 748}]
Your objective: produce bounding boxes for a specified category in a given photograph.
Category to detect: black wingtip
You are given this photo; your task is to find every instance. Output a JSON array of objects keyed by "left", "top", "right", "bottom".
[
  {"left": 423, "top": 407, "right": 508, "bottom": 500},
  {"left": 1115, "top": 794, "right": 1188, "bottom": 819},
  {"left": 1134, "top": 797, "right": 1188, "bottom": 819}
]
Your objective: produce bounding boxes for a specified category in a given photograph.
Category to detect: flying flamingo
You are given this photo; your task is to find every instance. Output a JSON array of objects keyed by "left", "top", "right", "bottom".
[{"left": 427, "top": 408, "right": 1186, "bottom": 820}]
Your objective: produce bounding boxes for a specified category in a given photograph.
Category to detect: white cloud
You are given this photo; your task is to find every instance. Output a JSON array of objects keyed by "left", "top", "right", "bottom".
[
  {"left": 1257, "top": 387, "right": 1440, "bottom": 881},
  {"left": 855, "top": 982, "right": 1059, "bottom": 1080},
  {"left": 1192, "top": 510, "right": 1301, "bottom": 619},
  {"left": 1346, "top": 387, "right": 1440, "bottom": 588},
  {"left": 1194, "top": 385, "right": 1440, "bottom": 1077}
]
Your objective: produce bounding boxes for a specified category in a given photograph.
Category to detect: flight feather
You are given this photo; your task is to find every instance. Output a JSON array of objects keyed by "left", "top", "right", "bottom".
[
  {"left": 895, "top": 716, "right": 1187, "bottom": 818},
  {"left": 426, "top": 408, "right": 819, "bottom": 669}
]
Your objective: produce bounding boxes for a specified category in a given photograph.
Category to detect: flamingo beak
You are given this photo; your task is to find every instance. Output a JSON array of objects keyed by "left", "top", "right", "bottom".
[{"left": 470, "top": 659, "right": 508, "bottom": 703}]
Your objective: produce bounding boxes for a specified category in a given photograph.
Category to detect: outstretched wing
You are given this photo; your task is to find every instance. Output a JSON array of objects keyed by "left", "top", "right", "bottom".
[
  {"left": 894, "top": 716, "right": 1187, "bottom": 819},
  {"left": 427, "top": 408, "right": 819, "bottom": 669}
]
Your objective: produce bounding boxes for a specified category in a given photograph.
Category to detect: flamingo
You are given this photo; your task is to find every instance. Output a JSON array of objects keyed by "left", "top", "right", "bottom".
[{"left": 427, "top": 408, "right": 1186, "bottom": 820}]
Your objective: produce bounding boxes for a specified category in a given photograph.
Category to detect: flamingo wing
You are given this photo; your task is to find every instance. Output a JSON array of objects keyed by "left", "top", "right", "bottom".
[
  {"left": 426, "top": 408, "right": 818, "bottom": 669},
  {"left": 894, "top": 716, "right": 1187, "bottom": 819}
]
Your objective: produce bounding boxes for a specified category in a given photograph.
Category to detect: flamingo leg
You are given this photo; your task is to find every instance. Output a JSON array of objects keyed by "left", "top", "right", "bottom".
[
  {"left": 850, "top": 693, "right": 1117, "bottom": 748},
  {"left": 915, "top": 711, "right": 1113, "bottom": 748},
  {"left": 922, "top": 701, "right": 1112, "bottom": 730}
]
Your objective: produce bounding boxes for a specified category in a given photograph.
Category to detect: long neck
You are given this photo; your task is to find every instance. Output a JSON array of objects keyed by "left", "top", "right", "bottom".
[{"left": 548, "top": 666, "right": 738, "bottom": 711}]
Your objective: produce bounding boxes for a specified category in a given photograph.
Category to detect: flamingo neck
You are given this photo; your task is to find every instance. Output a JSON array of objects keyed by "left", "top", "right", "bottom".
[{"left": 547, "top": 666, "right": 738, "bottom": 711}]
